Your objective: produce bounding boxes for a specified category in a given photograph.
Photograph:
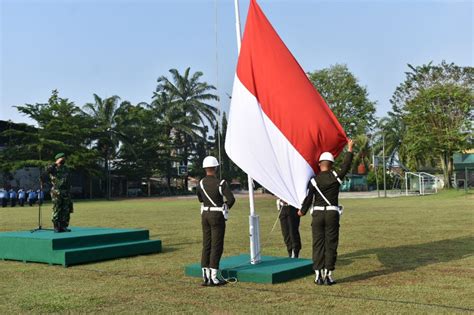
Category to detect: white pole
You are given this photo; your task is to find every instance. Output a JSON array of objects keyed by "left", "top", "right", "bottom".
[
  {"left": 233, "top": 0, "right": 261, "bottom": 264},
  {"left": 234, "top": 0, "right": 242, "bottom": 52},
  {"left": 405, "top": 172, "right": 408, "bottom": 196},
  {"left": 215, "top": 0, "right": 223, "bottom": 180},
  {"left": 382, "top": 134, "right": 387, "bottom": 198},
  {"left": 373, "top": 153, "right": 380, "bottom": 198},
  {"left": 419, "top": 174, "right": 422, "bottom": 195}
]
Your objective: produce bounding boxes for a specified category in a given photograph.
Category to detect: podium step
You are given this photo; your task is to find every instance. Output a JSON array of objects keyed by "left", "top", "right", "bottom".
[
  {"left": 62, "top": 239, "right": 162, "bottom": 266},
  {"left": 185, "top": 254, "right": 313, "bottom": 284},
  {"left": 0, "top": 227, "right": 162, "bottom": 266}
]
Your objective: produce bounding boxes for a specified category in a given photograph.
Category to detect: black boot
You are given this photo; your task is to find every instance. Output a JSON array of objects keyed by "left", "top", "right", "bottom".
[
  {"left": 60, "top": 222, "right": 71, "bottom": 232},
  {"left": 53, "top": 222, "right": 62, "bottom": 233}
]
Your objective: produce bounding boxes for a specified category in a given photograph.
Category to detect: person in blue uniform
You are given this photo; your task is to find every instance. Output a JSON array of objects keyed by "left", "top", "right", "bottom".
[
  {"left": 9, "top": 189, "right": 17, "bottom": 207},
  {"left": 27, "top": 189, "right": 37, "bottom": 206},
  {"left": 0, "top": 188, "right": 8, "bottom": 207},
  {"left": 37, "top": 189, "right": 45, "bottom": 206},
  {"left": 18, "top": 189, "right": 26, "bottom": 207}
]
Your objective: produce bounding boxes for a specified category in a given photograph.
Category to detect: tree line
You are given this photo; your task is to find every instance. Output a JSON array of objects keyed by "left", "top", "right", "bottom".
[
  {"left": 0, "top": 68, "right": 246, "bottom": 197},
  {"left": 0, "top": 61, "right": 472, "bottom": 196}
]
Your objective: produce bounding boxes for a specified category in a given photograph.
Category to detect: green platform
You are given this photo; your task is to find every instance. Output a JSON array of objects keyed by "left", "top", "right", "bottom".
[
  {"left": 185, "top": 254, "right": 313, "bottom": 284},
  {"left": 0, "top": 227, "right": 162, "bottom": 266}
]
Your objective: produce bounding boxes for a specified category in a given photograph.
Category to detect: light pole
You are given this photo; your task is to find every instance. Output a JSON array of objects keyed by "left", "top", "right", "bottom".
[
  {"left": 382, "top": 133, "right": 387, "bottom": 198},
  {"left": 368, "top": 132, "right": 380, "bottom": 198},
  {"left": 373, "top": 153, "right": 380, "bottom": 197},
  {"left": 106, "top": 127, "right": 112, "bottom": 200}
]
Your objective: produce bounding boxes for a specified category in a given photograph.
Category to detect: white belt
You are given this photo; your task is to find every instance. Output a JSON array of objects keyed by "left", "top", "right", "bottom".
[
  {"left": 201, "top": 205, "right": 223, "bottom": 212},
  {"left": 278, "top": 201, "right": 288, "bottom": 207},
  {"left": 311, "top": 205, "right": 343, "bottom": 215}
]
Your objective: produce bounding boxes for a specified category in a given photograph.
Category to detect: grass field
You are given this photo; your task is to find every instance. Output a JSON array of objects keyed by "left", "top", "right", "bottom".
[{"left": 0, "top": 190, "right": 473, "bottom": 314}]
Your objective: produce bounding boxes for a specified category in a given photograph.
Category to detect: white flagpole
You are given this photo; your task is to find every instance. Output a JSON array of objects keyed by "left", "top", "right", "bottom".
[{"left": 233, "top": 0, "right": 261, "bottom": 264}]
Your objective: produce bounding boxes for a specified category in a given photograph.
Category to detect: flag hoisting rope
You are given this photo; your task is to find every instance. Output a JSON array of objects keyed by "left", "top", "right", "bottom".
[{"left": 227, "top": 0, "right": 347, "bottom": 265}]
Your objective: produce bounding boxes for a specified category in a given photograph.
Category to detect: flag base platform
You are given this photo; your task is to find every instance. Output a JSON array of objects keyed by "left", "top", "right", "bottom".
[
  {"left": 0, "top": 227, "right": 162, "bottom": 267},
  {"left": 185, "top": 254, "right": 313, "bottom": 284}
]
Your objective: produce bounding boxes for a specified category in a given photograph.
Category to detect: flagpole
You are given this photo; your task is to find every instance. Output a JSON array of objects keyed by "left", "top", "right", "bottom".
[
  {"left": 234, "top": 0, "right": 261, "bottom": 264},
  {"left": 234, "top": 0, "right": 242, "bottom": 52}
]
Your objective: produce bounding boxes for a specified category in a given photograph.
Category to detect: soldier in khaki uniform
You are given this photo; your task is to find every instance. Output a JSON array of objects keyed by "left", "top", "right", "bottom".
[
  {"left": 41, "top": 153, "right": 74, "bottom": 233},
  {"left": 299, "top": 139, "right": 354, "bottom": 285},
  {"left": 276, "top": 199, "right": 301, "bottom": 258},
  {"left": 196, "top": 156, "right": 235, "bottom": 286}
]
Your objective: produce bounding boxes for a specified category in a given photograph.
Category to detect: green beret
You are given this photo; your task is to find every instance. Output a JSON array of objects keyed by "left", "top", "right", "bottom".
[{"left": 54, "top": 153, "right": 65, "bottom": 160}]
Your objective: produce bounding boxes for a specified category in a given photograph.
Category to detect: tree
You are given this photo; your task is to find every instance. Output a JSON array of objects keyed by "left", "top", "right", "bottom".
[
  {"left": 147, "top": 91, "right": 199, "bottom": 192},
  {"left": 113, "top": 103, "right": 166, "bottom": 196},
  {"left": 153, "top": 68, "right": 219, "bottom": 190},
  {"left": 83, "top": 94, "right": 131, "bottom": 199},
  {"left": 5, "top": 90, "right": 96, "bottom": 168},
  {"left": 402, "top": 84, "right": 472, "bottom": 187},
  {"left": 388, "top": 61, "right": 474, "bottom": 187},
  {"left": 374, "top": 115, "right": 406, "bottom": 170},
  {"left": 391, "top": 61, "right": 474, "bottom": 114},
  {"left": 1, "top": 90, "right": 100, "bottom": 195},
  {"left": 351, "top": 134, "right": 371, "bottom": 174},
  {"left": 307, "top": 64, "right": 377, "bottom": 137}
]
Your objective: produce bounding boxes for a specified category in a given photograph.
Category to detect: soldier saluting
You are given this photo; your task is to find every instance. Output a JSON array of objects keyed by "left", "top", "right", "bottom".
[
  {"left": 41, "top": 153, "right": 74, "bottom": 233},
  {"left": 196, "top": 156, "right": 235, "bottom": 286},
  {"left": 298, "top": 139, "right": 354, "bottom": 285}
]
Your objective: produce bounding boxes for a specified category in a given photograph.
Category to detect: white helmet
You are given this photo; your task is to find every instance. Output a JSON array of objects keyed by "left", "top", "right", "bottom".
[
  {"left": 202, "top": 156, "right": 219, "bottom": 168},
  {"left": 319, "top": 152, "right": 335, "bottom": 163}
]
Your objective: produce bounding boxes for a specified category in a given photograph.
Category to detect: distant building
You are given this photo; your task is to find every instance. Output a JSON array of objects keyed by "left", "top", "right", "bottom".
[
  {"left": 453, "top": 150, "right": 474, "bottom": 188},
  {"left": 341, "top": 174, "right": 368, "bottom": 192}
]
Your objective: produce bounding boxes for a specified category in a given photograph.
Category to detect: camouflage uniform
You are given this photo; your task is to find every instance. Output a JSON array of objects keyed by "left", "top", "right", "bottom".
[{"left": 44, "top": 164, "right": 73, "bottom": 229}]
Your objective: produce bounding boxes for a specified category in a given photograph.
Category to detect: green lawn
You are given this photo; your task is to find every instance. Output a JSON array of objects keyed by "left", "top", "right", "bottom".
[{"left": 0, "top": 191, "right": 473, "bottom": 314}]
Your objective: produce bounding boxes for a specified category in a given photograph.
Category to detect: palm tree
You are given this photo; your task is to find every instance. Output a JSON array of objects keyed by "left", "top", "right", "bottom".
[
  {"left": 153, "top": 68, "right": 219, "bottom": 191},
  {"left": 156, "top": 68, "right": 219, "bottom": 128},
  {"left": 351, "top": 134, "right": 371, "bottom": 175},
  {"left": 374, "top": 115, "right": 407, "bottom": 171},
  {"left": 148, "top": 91, "right": 206, "bottom": 192},
  {"left": 83, "top": 94, "right": 130, "bottom": 199}
]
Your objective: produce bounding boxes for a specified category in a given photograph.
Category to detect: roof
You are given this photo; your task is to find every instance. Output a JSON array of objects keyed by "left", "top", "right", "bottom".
[{"left": 453, "top": 153, "right": 474, "bottom": 169}]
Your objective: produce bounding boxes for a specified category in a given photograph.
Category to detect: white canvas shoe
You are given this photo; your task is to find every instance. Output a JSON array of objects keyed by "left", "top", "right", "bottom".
[
  {"left": 210, "top": 268, "right": 226, "bottom": 286},
  {"left": 325, "top": 269, "right": 336, "bottom": 285},
  {"left": 201, "top": 268, "right": 211, "bottom": 286}
]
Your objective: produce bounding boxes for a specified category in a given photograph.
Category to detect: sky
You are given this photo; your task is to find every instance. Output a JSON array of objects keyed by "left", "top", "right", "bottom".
[{"left": 1, "top": 0, "right": 473, "bottom": 126}]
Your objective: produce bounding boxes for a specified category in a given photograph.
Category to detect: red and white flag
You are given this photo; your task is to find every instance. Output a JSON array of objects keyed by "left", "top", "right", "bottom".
[{"left": 225, "top": 0, "right": 347, "bottom": 208}]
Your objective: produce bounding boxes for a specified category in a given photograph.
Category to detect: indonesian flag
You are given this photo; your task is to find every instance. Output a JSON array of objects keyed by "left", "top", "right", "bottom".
[{"left": 225, "top": 0, "right": 347, "bottom": 208}]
